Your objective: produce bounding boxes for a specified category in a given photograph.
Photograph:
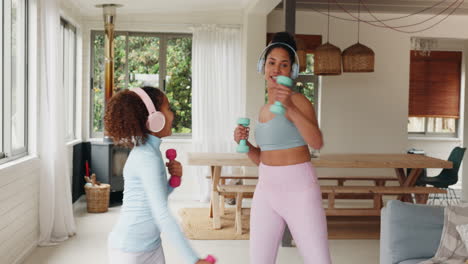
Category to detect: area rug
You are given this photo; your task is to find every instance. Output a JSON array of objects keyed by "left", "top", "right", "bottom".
[
  {"left": 179, "top": 208, "right": 380, "bottom": 240},
  {"left": 179, "top": 208, "right": 250, "bottom": 240}
]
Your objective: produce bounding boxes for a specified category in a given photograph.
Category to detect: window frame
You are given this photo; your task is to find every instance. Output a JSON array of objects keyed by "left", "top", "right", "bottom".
[
  {"left": 60, "top": 17, "right": 77, "bottom": 142},
  {"left": 408, "top": 117, "right": 459, "bottom": 138},
  {"left": 89, "top": 30, "right": 193, "bottom": 139},
  {"left": 408, "top": 50, "right": 462, "bottom": 139},
  {"left": 1, "top": 0, "right": 29, "bottom": 164},
  {"left": 295, "top": 73, "right": 319, "bottom": 114}
]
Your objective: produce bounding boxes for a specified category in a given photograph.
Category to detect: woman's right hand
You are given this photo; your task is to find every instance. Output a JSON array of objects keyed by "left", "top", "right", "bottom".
[{"left": 234, "top": 125, "right": 249, "bottom": 144}]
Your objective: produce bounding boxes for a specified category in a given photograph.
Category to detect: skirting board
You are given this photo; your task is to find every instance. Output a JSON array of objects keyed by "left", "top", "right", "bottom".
[{"left": 13, "top": 240, "right": 38, "bottom": 264}]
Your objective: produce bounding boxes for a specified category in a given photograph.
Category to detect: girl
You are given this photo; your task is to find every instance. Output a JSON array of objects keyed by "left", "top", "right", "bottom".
[
  {"left": 105, "top": 86, "right": 211, "bottom": 264},
  {"left": 234, "top": 32, "right": 332, "bottom": 264}
]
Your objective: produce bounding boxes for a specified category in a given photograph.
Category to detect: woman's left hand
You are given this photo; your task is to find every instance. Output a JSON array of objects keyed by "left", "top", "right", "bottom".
[{"left": 166, "top": 160, "right": 183, "bottom": 177}]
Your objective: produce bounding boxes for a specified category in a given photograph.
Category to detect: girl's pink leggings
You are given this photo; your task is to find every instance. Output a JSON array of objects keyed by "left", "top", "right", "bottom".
[{"left": 250, "top": 162, "right": 332, "bottom": 264}]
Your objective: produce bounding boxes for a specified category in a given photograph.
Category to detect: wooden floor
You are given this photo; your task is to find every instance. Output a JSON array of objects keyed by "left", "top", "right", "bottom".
[{"left": 327, "top": 216, "right": 380, "bottom": 239}]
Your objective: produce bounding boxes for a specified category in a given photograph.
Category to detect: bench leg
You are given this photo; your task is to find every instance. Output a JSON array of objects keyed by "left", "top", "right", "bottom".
[
  {"left": 235, "top": 193, "right": 243, "bottom": 235},
  {"left": 374, "top": 180, "right": 385, "bottom": 206},
  {"left": 374, "top": 194, "right": 383, "bottom": 210},
  {"left": 328, "top": 193, "right": 335, "bottom": 209}
]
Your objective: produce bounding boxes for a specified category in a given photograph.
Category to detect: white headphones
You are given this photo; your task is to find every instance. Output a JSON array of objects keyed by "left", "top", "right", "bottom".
[
  {"left": 132, "top": 87, "right": 166, "bottom": 133},
  {"left": 257, "top": 42, "right": 300, "bottom": 80}
]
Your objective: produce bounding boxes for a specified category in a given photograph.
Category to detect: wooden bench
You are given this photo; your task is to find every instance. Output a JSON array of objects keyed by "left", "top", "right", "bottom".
[
  {"left": 318, "top": 176, "right": 398, "bottom": 186},
  {"left": 216, "top": 185, "right": 445, "bottom": 234},
  {"left": 321, "top": 186, "right": 446, "bottom": 216},
  {"left": 318, "top": 176, "right": 399, "bottom": 199},
  {"left": 205, "top": 174, "right": 256, "bottom": 218},
  {"left": 217, "top": 184, "right": 256, "bottom": 235}
]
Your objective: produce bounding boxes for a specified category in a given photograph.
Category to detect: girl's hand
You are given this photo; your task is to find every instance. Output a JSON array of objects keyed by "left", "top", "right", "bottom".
[
  {"left": 195, "top": 260, "right": 212, "bottom": 264},
  {"left": 166, "top": 160, "right": 183, "bottom": 177},
  {"left": 233, "top": 125, "right": 249, "bottom": 144}
]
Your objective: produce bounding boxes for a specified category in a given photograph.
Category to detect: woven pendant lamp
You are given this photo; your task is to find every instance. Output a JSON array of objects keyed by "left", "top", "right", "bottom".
[
  {"left": 342, "top": 1, "right": 375, "bottom": 72},
  {"left": 315, "top": 43, "right": 342, "bottom": 75},
  {"left": 314, "top": 0, "right": 342, "bottom": 75}
]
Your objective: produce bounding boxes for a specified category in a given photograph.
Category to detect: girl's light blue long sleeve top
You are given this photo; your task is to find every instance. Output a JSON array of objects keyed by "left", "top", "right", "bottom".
[{"left": 108, "top": 135, "right": 199, "bottom": 264}]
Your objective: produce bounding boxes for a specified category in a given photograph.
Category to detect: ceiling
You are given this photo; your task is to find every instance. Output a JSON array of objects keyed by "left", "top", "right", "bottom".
[
  {"left": 68, "top": 0, "right": 468, "bottom": 17},
  {"left": 277, "top": 0, "right": 468, "bottom": 15},
  {"left": 70, "top": 0, "right": 252, "bottom": 16}
]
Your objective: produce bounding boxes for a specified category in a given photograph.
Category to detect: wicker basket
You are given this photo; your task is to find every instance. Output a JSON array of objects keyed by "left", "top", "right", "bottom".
[{"left": 84, "top": 183, "right": 110, "bottom": 213}]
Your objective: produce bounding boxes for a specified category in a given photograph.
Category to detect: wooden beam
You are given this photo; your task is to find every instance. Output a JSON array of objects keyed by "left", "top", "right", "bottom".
[{"left": 284, "top": 0, "right": 296, "bottom": 35}]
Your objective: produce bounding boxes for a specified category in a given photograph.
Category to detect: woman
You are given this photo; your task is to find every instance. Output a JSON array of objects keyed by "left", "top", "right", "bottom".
[{"left": 234, "top": 32, "right": 331, "bottom": 264}]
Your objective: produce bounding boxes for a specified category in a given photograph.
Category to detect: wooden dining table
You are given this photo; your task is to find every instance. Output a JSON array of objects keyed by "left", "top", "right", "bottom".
[{"left": 187, "top": 152, "right": 453, "bottom": 229}]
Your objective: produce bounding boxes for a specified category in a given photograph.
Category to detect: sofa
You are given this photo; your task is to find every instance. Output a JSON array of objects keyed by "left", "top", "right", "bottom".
[{"left": 380, "top": 200, "right": 444, "bottom": 264}]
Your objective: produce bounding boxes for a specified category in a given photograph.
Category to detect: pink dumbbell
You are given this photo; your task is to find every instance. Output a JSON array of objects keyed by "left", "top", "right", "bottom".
[
  {"left": 205, "top": 255, "right": 216, "bottom": 263},
  {"left": 165, "top": 149, "right": 181, "bottom": 187}
]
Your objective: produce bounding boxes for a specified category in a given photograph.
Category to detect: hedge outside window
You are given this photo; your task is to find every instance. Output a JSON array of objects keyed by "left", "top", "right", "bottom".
[{"left": 91, "top": 31, "right": 192, "bottom": 138}]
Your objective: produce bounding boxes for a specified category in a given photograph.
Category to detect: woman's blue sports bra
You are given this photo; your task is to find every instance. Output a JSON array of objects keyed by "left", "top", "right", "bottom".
[{"left": 255, "top": 114, "right": 307, "bottom": 151}]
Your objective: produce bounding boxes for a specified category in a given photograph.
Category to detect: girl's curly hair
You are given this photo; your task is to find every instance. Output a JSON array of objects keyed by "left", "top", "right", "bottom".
[{"left": 104, "top": 86, "right": 165, "bottom": 148}]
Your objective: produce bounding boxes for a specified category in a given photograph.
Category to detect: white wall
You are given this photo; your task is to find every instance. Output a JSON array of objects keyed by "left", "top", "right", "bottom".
[
  {"left": 241, "top": 0, "right": 281, "bottom": 135},
  {"left": 0, "top": 158, "right": 40, "bottom": 264},
  {"left": 59, "top": 0, "right": 86, "bottom": 189},
  {"left": 266, "top": 11, "right": 468, "bottom": 182},
  {"left": 0, "top": 1, "right": 41, "bottom": 263},
  {"left": 0, "top": 1, "right": 86, "bottom": 263}
]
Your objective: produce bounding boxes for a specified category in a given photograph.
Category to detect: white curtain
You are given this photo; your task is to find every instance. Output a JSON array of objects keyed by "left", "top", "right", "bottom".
[
  {"left": 191, "top": 25, "right": 244, "bottom": 201},
  {"left": 38, "top": 0, "right": 76, "bottom": 245}
]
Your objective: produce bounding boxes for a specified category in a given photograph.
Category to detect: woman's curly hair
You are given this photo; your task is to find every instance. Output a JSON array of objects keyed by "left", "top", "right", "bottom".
[{"left": 104, "top": 86, "right": 165, "bottom": 148}]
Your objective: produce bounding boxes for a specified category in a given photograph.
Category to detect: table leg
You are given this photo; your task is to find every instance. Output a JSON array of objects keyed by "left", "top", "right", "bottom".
[
  {"left": 209, "top": 166, "right": 214, "bottom": 218},
  {"left": 209, "top": 200, "right": 213, "bottom": 218},
  {"left": 212, "top": 166, "right": 222, "bottom": 229},
  {"left": 404, "top": 168, "right": 423, "bottom": 203},
  {"left": 220, "top": 178, "right": 225, "bottom": 216},
  {"left": 415, "top": 194, "right": 429, "bottom": 204},
  {"left": 395, "top": 168, "right": 412, "bottom": 202},
  {"left": 405, "top": 168, "right": 423, "bottom": 187}
]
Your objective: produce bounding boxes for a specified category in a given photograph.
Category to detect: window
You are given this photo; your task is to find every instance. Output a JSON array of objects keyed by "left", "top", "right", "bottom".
[
  {"left": 296, "top": 54, "right": 319, "bottom": 112},
  {"left": 60, "top": 18, "right": 77, "bottom": 141},
  {"left": 90, "top": 31, "right": 192, "bottom": 138},
  {"left": 408, "top": 50, "right": 461, "bottom": 137},
  {"left": 1, "top": 0, "right": 28, "bottom": 163}
]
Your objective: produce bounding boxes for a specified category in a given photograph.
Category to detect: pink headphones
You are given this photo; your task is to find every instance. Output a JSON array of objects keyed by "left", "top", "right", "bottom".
[{"left": 132, "top": 87, "right": 166, "bottom": 133}]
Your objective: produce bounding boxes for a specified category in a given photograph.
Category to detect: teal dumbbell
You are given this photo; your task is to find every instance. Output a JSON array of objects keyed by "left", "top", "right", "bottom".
[
  {"left": 236, "top": 118, "right": 250, "bottom": 153},
  {"left": 270, "top": 75, "right": 294, "bottom": 115}
]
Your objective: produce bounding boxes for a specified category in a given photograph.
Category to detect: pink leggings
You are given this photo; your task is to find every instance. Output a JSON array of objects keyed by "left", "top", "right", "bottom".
[{"left": 250, "top": 162, "right": 331, "bottom": 264}]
